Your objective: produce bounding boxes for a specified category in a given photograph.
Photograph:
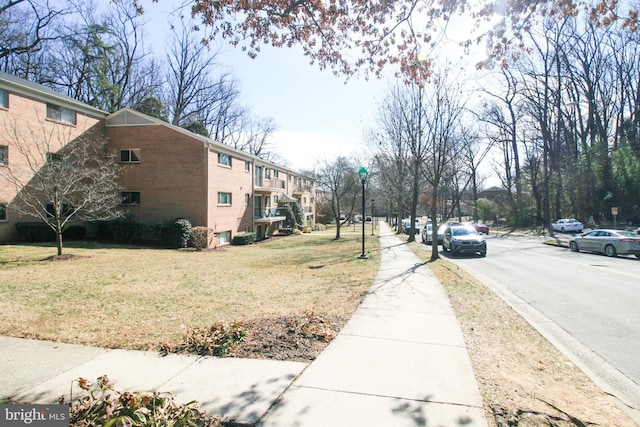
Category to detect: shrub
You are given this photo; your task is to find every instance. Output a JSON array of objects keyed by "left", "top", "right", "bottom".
[
  {"left": 159, "top": 218, "right": 192, "bottom": 248},
  {"left": 291, "top": 202, "right": 304, "bottom": 228},
  {"left": 15, "top": 222, "right": 55, "bottom": 242},
  {"left": 232, "top": 232, "right": 256, "bottom": 245},
  {"left": 64, "top": 225, "right": 87, "bottom": 240},
  {"left": 190, "top": 227, "right": 213, "bottom": 250},
  {"left": 160, "top": 322, "right": 247, "bottom": 357},
  {"left": 67, "top": 375, "right": 220, "bottom": 427},
  {"left": 109, "top": 215, "right": 146, "bottom": 243}
]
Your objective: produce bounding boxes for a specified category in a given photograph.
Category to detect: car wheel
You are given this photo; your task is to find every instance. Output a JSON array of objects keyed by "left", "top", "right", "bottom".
[
  {"left": 605, "top": 244, "right": 617, "bottom": 257},
  {"left": 560, "top": 227, "right": 565, "bottom": 233},
  {"left": 480, "top": 251, "right": 487, "bottom": 257},
  {"left": 569, "top": 241, "right": 579, "bottom": 252}
]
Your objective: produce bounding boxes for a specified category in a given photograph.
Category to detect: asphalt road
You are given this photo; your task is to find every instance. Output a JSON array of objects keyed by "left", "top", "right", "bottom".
[{"left": 429, "top": 234, "right": 640, "bottom": 417}]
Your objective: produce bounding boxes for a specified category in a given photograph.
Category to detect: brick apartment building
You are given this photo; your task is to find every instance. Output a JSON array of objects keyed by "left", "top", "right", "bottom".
[{"left": 0, "top": 71, "right": 316, "bottom": 246}]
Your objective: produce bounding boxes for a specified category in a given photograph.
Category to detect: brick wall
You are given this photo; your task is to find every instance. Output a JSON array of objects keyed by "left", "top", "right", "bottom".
[
  {"left": 107, "top": 125, "right": 209, "bottom": 227},
  {"left": 0, "top": 91, "right": 103, "bottom": 241}
]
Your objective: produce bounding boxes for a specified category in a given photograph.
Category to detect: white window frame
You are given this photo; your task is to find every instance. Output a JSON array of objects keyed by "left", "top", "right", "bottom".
[
  {"left": 120, "top": 149, "right": 141, "bottom": 163},
  {"left": 217, "top": 192, "right": 232, "bottom": 206},
  {"left": 217, "top": 152, "right": 232, "bottom": 167},
  {"left": 245, "top": 160, "right": 250, "bottom": 172},
  {"left": 46, "top": 103, "right": 76, "bottom": 125},
  {"left": 217, "top": 230, "right": 231, "bottom": 245},
  {"left": 0, "top": 89, "right": 8, "bottom": 108}
]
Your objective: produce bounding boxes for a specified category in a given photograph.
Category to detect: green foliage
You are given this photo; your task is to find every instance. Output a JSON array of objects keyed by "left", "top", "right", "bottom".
[
  {"left": 612, "top": 143, "right": 640, "bottom": 215},
  {"left": 67, "top": 375, "right": 220, "bottom": 427},
  {"left": 291, "top": 202, "right": 304, "bottom": 228},
  {"left": 90, "top": 215, "right": 146, "bottom": 243},
  {"left": 232, "top": 232, "right": 256, "bottom": 245},
  {"left": 182, "top": 121, "right": 209, "bottom": 137},
  {"left": 277, "top": 205, "right": 297, "bottom": 230},
  {"left": 189, "top": 227, "right": 212, "bottom": 250},
  {"left": 15, "top": 222, "right": 55, "bottom": 242},
  {"left": 476, "top": 198, "right": 497, "bottom": 222},
  {"left": 160, "top": 322, "right": 247, "bottom": 357},
  {"left": 15, "top": 223, "right": 87, "bottom": 242},
  {"left": 159, "top": 218, "right": 192, "bottom": 248},
  {"left": 134, "top": 97, "right": 168, "bottom": 121}
]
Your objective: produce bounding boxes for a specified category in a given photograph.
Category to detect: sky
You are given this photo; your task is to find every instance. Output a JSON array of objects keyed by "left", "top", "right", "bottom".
[{"left": 142, "top": 0, "right": 387, "bottom": 172}]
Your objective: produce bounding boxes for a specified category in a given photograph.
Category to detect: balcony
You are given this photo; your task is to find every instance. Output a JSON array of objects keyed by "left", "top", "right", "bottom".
[
  {"left": 292, "top": 185, "right": 313, "bottom": 195},
  {"left": 255, "top": 178, "right": 286, "bottom": 193}
]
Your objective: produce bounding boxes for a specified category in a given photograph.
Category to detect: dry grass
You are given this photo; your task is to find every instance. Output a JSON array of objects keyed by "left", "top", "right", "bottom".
[{"left": 0, "top": 228, "right": 379, "bottom": 351}]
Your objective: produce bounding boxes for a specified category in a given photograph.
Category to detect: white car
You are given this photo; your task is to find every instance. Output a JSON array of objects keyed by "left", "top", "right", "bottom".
[{"left": 552, "top": 218, "right": 583, "bottom": 233}]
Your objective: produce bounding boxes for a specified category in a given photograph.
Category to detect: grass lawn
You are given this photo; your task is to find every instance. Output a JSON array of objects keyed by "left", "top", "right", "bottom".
[{"left": 0, "top": 228, "right": 379, "bottom": 351}]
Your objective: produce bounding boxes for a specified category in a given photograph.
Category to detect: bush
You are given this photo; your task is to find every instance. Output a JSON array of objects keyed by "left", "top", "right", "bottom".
[
  {"left": 67, "top": 375, "right": 220, "bottom": 427},
  {"left": 160, "top": 322, "right": 247, "bottom": 357},
  {"left": 159, "top": 218, "right": 192, "bottom": 248},
  {"left": 64, "top": 225, "right": 87, "bottom": 240},
  {"left": 232, "top": 232, "right": 256, "bottom": 245},
  {"left": 15, "top": 222, "right": 55, "bottom": 242},
  {"left": 109, "top": 215, "right": 146, "bottom": 243},
  {"left": 190, "top": 227, "right": 213, "bottom": 250}
]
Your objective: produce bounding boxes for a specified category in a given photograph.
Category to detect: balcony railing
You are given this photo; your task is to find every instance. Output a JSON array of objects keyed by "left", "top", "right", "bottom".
[{"left": 255, "top": 178, "right": 285, "bottom": 190}]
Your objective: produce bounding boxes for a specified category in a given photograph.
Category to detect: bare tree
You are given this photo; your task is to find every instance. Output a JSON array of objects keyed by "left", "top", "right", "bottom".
[
  {"left": 0, "top": 0, "right": 67, "bottom": 65},
  {"left": 0, "top": 116, "right": 121, "bottom": 256},
  {"left": 164, "top": 18, "right": 232, "bottom": 131},
  {"left": 312, "top": 157, "right": 360, "bottom": 240}
]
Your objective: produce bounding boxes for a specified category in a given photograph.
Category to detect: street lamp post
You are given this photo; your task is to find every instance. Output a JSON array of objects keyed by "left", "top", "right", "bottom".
[
  {"left": 358, "top": 167, "right": 368, "bottom": 259},
  {"left": 371, "top": 198, "right": 375, "bottom": 236}
]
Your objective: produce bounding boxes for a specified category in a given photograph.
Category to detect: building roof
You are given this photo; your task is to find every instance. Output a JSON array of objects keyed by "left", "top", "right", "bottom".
[{"left": 0, "top": 71, "right": 106, "bottom": 118}]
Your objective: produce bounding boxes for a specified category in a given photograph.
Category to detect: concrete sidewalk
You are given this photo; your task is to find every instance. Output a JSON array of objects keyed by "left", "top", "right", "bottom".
[
  {"left": 1, "top": 222, "right": 487, "bottom": 426},
  {"left": 258, "top": 223, "right": 486, "bottom": 426}
]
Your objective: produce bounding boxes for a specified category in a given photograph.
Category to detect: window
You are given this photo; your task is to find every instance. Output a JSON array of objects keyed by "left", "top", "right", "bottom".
[
  {"left": 46, "top": 203, "right": 74, "bottom": 218},
  {"left": 121, "top": 191, "right": 140, "bottom": 205},
  {"left": 0, "top": 90, "right": 8, "bottom": 108},
  {"left": 217, "top": 231, "right": 231, "bottom": 245},
  {"left": 274, "top": 195, "right": 279, "bottom": 204},
  {"left": 217, "top": 192, "right": 232, "bottom": 205},
  {"left": 245, "top": 160, "right": 250, "bottom": 172},
  {"left": 0, "top": 145, "right": 7, "bottom": 166},
  {"left": 274, "top": 170, "right": 279, "bottom": 178},
  {"left": 47, "top": 152, "right": 63, "bottom": 163},
  {"left": 265, "top": 168, "right": 271, "bottom": 179},
  {"left": 120, "top": 149, "right": 140, "bottom": 163},
  {"left": 245, "top": 194, "right": 250, "bottom": 206},
  {"left": 217, "top": 152, "right": 231, "bottom": 167},
  {"left": 0, "top": 203, "right": 7, "bottom": 221},
  {"left": 46, "top": 103, "right": 76, "bottom": 125}
]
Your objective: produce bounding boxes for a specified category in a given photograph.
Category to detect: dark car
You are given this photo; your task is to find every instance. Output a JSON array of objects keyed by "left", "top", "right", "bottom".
[
  {"left": 442, "top": 225, "right": 487, "bottom": 257},
  {"left": 627, "top": 214, "right": 640, "bottom": 226}
]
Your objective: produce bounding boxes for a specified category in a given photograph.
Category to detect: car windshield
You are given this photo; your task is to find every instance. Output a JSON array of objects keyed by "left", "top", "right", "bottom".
[
  {"left": 452, "top": 227, "right": 477, "bottom": 236},
  {"left": 567, "top": 219, "right": 578, "bottom": 223}
]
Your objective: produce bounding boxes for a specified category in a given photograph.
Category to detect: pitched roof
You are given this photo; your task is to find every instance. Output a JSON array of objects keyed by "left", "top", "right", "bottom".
[{"left": 0, "top": 71, "right": 106, "bottom": 117}]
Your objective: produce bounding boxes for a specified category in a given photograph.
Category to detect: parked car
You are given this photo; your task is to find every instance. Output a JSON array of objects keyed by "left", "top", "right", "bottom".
[
  {"left": 401, "top": 219, "right": 420, "bottom": 235},
  {"left": 442, "top": 224, "right": 487, "bottom": 257},
  {"left": 569, "top": 229, "right": 640, "bottom": 258},
  {"left": 421, "top": 223, "right": 433, "bottom": 243},
  {"left": 421, "top": 223, "right": 446, "bottom": 244},
  {"left": 627, "top": 214, "right": 640, "bottom": 226},
  {"left": 551, "top": 218, "right": 584, "bottom": 233},
  {"left": 472, "top": 222, "right": 489, "bottom": 234}
]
